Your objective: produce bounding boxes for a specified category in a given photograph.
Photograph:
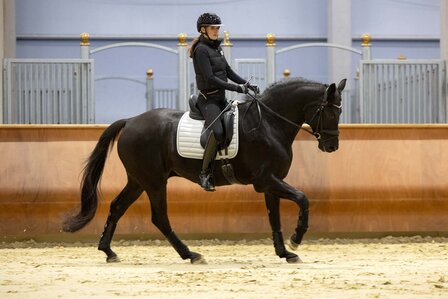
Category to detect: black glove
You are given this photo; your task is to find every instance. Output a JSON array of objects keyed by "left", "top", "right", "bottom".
[
  {"left": 247, "top": 83, "right": 260, "bottom": 94},
  {"left": 236, "top": 84, "right": 249, "bottom": 94}
]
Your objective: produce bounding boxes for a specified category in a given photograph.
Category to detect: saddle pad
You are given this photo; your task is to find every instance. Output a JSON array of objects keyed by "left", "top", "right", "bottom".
[{"left": 177, "top": 108, "right": 239, "bottom": 160}]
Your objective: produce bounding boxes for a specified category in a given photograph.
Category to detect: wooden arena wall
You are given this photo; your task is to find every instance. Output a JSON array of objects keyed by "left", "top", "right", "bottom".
[{"left": 0, "top": 124, "right": 447, "bottom": 239}]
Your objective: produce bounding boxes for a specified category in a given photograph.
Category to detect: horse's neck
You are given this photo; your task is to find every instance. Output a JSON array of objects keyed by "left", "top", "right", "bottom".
[
  {"left": 259, "top": 97, "right": 304, "bottom": 144},
  {"left": 262, "top": 84, "right": 323, "bottom": 142}
]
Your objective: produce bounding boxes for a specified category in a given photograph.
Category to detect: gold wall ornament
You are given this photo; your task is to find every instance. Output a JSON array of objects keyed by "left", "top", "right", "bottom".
[
  {"left": 266, "top": 33, "right": 276, "bottom": 47},
  {"left": 283, "top": 69, "right": 291, "bottom": 78},
  {"left": 361, "top": 33, "right": 371, "bottom": 47},
  {"left": 178, "top": 33, "right": 187, "bottom": 46},
  {"left": 223, "top": 31, "right": 232, "bottom": 46},
  {"left": 80, "top": 32, "right": 90, "bottom": 46},
  {"left": 397, "top": 54, "right": 407, "bottom": 60},
  {"left": 146, "top": 68, "right": 154, "bottom": 79}
]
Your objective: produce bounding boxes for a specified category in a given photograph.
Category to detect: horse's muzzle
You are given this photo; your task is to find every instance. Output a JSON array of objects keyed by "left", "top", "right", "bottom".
[
  {"left": 324, "top": 144, "right": 338, "bottom": 152},
  {"left": 318, "top": 141, "right": 339, "bottom": 153}
]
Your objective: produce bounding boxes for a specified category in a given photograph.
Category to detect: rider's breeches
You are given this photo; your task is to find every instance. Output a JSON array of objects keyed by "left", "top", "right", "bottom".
[{"left": 197, "top": 93, "right": 226, "bottom": 146}]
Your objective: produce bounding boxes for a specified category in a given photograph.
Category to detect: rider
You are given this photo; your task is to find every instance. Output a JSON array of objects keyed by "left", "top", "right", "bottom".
[{"left": 190, "top": 12, "right": 258, "bottom": 192}]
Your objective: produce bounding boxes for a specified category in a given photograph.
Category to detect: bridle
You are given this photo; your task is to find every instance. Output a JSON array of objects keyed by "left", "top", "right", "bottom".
[
  {"left": 246, "top": 92, "right": 341, "bottom": 141},
  {"left": 302, "top": 100, "right": 342, "bottom": 141}
]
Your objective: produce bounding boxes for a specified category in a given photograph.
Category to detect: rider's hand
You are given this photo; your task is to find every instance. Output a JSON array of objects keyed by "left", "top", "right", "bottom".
[
  {"left": 236, "top": 84, "right": 249, "bottom": 94},
  {"left": 246, "top": 83, "right": 260, "bottom": 94}
]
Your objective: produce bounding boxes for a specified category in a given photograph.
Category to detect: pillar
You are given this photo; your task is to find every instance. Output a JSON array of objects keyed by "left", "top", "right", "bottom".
[
  {"left": 361, "top": 33, "right": 371, "bottom": 60},
  {"left": 146, "top": 68, "right": 154, "bottom": 111},
  {"left": 441, "top": 0, "right": 448, "bottom": 121},
  {"left": 328, "top": 0, "right": 352, "bottom": 86},
  {"left": 1, "top": 0, "right": 16, "bottom": 123},
  {"left": 80, "top": 33, "right": 90, "bottom": 59},
  {"left": 442, "top": 0, "right": 448, "bottom": 61},
  {"left": 266, "top": 33, "right": 276, "bottom": 86},
  {"left": 177, "top": 33, "right": 188, "bottom": 111},
  {"left": 222, "top": 31, "right": 233, "bottom": 100}
]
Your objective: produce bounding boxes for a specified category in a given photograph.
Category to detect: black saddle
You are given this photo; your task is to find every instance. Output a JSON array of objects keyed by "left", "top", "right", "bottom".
[{"left": 189, "top": 95, "right": 234, "bottom": 150}]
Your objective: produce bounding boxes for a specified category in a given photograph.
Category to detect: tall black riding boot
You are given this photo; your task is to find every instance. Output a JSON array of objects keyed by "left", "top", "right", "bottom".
[{"left": 199, "top": 132, "right": 218, "bottom": 192}]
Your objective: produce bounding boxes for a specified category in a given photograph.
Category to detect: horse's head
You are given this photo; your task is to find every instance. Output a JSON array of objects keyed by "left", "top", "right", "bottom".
[{"left": 305, "top": 79, "right": 346, "bottom": 153}]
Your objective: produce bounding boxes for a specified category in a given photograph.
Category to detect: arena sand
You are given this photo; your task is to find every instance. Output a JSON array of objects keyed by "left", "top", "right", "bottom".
[{"left": 1, "top": 236, "right": 447, "bottom": 298}]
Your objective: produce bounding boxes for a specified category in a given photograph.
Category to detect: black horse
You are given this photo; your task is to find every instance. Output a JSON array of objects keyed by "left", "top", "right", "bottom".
[{"left": 63, "top": 77, "right": 346, "bottom": 264}]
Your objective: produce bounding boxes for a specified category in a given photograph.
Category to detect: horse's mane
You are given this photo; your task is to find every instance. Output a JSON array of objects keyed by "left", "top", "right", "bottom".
[
  {"left": 237, "top": 77, "right": 326, "bottom": 105},
  {"left": 265, "top": 77, "right": 324, "bottom": 93},
  {"left": 261, "top": 77, "right": 326, "bottom": 102}
]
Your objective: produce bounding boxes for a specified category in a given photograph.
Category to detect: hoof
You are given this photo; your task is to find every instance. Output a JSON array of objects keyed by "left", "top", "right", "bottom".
[
  {"left": 190, "top": 252, "right": 207, "bottom": 265},
  {"left": 288, "top": 237, "right": 299, "bottom": 251},
  {"left": 285, "top": 252, "right": 302, "bottom": 264},
  {"left": 106, "top": 254, "right": 120, "bottom": 263},
  {"left": 286, "top": 255, "right": 303, "bottom": 264}
]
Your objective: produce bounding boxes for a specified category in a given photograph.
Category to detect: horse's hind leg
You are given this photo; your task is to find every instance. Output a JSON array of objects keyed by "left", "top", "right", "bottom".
[
  {"left": 98, "top": 177, "right": 143, "bottom": 262},
  {"left": 147, "top": 187, "right": 206, "bottom": 264}
]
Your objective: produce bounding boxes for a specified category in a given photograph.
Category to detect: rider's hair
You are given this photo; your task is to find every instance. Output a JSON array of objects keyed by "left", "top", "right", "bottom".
[{"left": 188, "top": 35, "right": 201, "bottom": 58}]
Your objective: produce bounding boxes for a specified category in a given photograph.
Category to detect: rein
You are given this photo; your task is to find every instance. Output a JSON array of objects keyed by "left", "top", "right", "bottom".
[
  {"left": 246, "top": 93, "right": 301, "bottom": 129},
  {"left": 246, "top": 92, "right": 340, "bottom": 141}
]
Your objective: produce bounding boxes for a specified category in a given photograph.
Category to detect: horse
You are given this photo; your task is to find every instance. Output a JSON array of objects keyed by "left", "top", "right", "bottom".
[{"left": 63, "top": 77, "right": 347, "bottom": 264}]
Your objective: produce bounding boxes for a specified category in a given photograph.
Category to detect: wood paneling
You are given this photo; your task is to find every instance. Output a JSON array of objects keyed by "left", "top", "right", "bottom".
[{"left": 1, "top": 124, "right": 447, "bottom": 239}]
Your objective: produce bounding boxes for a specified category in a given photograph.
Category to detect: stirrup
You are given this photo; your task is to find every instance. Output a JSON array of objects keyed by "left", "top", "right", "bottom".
[{"left": 199, "top": 171, "right": 215, "bottom": 192}]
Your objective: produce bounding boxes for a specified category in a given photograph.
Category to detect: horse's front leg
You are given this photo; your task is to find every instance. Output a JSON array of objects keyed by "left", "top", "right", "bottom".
[
  {"left": 264, "top": 193, "right": 301, "bottom": 263},
  {"left": 261, "top": 177, "right": 309, "bottom": 250},
  {"left": 289, "top": 193, "right": 309, "bottom": 251}
]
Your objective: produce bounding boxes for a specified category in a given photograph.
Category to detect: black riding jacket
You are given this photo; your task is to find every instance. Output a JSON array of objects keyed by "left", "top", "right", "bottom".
[{"left": 192, "top": 35, "right": 246, "bottom": 93}]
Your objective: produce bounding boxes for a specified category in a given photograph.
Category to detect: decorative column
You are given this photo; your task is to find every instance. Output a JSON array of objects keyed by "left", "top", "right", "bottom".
[
  {"left": 328, "top": 0, "right": 351, "bottom": 85},
  {"left": 441, "top": 0, "right": 448, "bottom": 121},
  {"left": 359, "top": 33, "right": 372, "bottom": 123},
  {"left": 1, "top": 0, "right": 16, "bottom": 123},
  {"left": 266, "top": 33, "right": 276, "bottom": 86},
  {"left": 3, "top": 0, "right": 14, "bottom": 58},
  {"left": 0, "top": 0, "right": 4, "bottom": 123},
  {"left": 222, "top": 31, "right": 232, "bottom": 62},
  {"left": 361, "top": 33, "right": 371, "bottom": 60},
  {"left": 80, "top": 33, "right": 90, "bottom": 59},
  {"left": 222, "top": 31, "right": 233, "bottom": 100},
  {"left": 177, "top": 33, "right": 188, "bottom": 111},
  {"left": 442, "top": 0, "right": 448, "bottom": 62},
  {"left": 146, "top": 68, "right": 154, "bottom": 111}
]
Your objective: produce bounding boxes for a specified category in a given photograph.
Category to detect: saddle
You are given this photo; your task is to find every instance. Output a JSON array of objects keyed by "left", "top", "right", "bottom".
[
  {"left": 176, "top": 96, "right": 239, "bottom": 161},
  {"left": 188, "top": 95, "right": 234, "bottom": 150},
  {"left": 177, "top": 95, "right": 241, "bottom": 184}
]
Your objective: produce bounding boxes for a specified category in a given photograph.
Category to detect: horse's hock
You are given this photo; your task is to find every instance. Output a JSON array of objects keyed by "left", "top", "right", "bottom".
[{"left": 0, "top": 124, "right": 447, "bottom": 239}]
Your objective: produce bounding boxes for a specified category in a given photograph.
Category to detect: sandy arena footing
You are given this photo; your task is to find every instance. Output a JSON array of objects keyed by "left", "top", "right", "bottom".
[{"left": 1, "top": 236, "right": 447, "bottom": 298}]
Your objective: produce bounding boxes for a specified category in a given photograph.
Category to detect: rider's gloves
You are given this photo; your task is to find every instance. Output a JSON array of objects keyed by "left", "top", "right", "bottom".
[
  {"left": 246, "top": 83, "right": 260, "bottom": 94},
  {"left": 236, "top": 84, "right": 249, "bottom": 94}
]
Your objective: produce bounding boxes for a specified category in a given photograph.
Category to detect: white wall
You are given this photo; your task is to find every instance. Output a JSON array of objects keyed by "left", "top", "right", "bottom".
[
  {"left": 12, "top": 0, "right": 442, "bottom": 123},
  {"left": 15, "top": 0, "right": 327, "bottom": 37},
  {"left": 352, "top": 0, "right": 439, "bottom": 38}
]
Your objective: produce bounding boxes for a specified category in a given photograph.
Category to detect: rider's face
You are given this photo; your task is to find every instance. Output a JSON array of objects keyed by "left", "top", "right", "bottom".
[{"left": 204, "top": 26, "right": 220, "bottom": 40}]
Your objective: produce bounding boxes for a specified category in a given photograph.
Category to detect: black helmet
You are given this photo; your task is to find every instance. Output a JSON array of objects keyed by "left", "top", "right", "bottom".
[{"left": 196, "top": 13, "right": 223, "bottom": 32}]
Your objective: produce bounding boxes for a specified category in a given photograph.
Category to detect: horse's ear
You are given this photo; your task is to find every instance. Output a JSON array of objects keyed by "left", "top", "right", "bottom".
[
  {"left": 337, "top": 79, "right": 347, "bottom": 92},
  {"left": 324, "top": 83, "right": 336, "bottom": 102}
]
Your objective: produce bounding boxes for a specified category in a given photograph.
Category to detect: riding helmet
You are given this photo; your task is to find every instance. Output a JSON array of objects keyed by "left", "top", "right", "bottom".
[{"left": 196, "top": 13, "right": 223, "bottom": 32}]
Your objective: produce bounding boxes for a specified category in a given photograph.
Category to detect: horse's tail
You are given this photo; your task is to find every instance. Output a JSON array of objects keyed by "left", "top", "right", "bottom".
[{"left": 62, "top": 119, "right": 127, "bottom": 232}]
